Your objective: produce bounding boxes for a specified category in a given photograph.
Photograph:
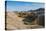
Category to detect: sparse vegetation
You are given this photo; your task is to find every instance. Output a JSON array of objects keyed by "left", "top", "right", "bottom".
[
  {"left": 6, "top": 8, "right": 45, "bottom": 30},
  {"left": 22, "top": 13, "right": 37, "bottom": 25}
]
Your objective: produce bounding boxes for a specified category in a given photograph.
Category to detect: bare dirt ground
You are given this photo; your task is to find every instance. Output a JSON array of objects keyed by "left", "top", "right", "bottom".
[{"left": 6, "top": 12, "right": 43, "bottom": 30}]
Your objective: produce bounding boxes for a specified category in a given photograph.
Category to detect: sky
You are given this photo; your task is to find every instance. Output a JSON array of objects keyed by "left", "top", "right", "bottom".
[
  {"left": 6, "top": 0, "right": 44, "bottom": 3},
  {"left": 6, "top": 1, "right": 44, "bottom": 11}
]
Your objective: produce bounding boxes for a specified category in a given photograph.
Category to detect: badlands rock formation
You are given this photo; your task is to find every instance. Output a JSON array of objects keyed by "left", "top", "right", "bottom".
[{"left": 6, "top": 12, "right": 43, "bottom": 30}]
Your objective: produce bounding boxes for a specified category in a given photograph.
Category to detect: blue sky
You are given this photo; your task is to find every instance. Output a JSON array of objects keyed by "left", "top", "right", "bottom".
[{"left": 6, "top": 1, "right": 44, "bottom": 11}]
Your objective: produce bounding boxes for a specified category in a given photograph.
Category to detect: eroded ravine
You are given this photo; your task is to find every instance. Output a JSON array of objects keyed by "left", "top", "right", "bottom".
[{"left": 6, "top": 12, "right": 43, "bottom": 30}]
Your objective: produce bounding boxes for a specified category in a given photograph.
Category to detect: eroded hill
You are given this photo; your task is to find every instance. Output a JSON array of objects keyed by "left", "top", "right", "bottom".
[{"left": 6, "top": 11, "right": 44, "bottom": 30}]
